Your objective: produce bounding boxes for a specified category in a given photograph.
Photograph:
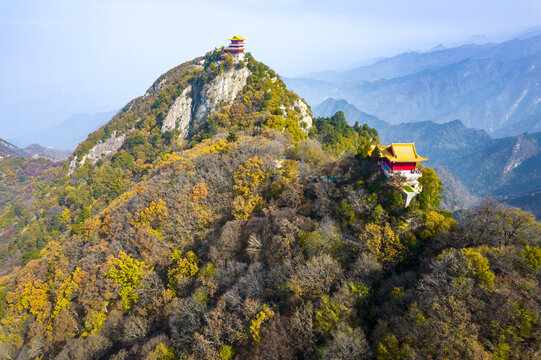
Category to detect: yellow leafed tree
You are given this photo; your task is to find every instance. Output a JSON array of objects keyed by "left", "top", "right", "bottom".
[
  {"left": 106, "top": 251, "right": 152, "bottom": 310},
  {"left": 168, "top": 250, "right": 201, "bottom": 296},
  {"left": 360, "top": 223, "right": 405, "bottom": 268},
  {"left": 232, "top": 156, "right": 264, "bottom": 220}
]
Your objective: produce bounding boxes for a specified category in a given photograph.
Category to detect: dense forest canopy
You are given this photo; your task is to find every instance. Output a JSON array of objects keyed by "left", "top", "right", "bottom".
[{"left": 0, "top": 50, "right": 539, "bottom": 360}]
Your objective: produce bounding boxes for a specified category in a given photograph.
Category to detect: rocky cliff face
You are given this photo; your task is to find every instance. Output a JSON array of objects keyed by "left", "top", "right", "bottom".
[
  {"left": 293, "top": 98, "right": 313, "bottom": 129},
  {"left": 192, "top": 67, "right": 251, "bottom": 124},
  {"left": 161, "top": 86, "right": 193, "bottom": 136},
  {"left": 161, "top": 66, "right": 251, "bottom": 138},
  {"left": 71, "top": 66, "right": 251, "bottom": 173},
  {"left": 503, "top": 134, "right": 538, "bottom": 175},
  {"left": 68, "top": 132, "right": 126, "bottom": 175}
]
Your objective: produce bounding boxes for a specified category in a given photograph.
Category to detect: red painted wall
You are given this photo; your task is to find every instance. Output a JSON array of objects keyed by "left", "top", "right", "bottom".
[{"left": 383, "top": 158, "right": 416, "bottom": 171}]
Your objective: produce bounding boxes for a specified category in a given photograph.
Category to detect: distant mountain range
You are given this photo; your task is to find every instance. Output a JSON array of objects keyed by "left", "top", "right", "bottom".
[
  {"left": 0, "top": 138, "right": 70, "bottom": 161},
  {"left": 314, "top": 98, "right": 541, "bottom": 217},
  {"left": 9, "top": 110, "right": 116, "bottom": 150},
  {"left": 286, "top": 33, "right": 541, "bottom": 138}
]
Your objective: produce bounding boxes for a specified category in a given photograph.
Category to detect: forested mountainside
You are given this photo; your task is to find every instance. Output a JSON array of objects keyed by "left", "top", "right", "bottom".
[
  {"left": 286, "top": 33, "right": 541, "bottom": 137},
  {"left": 0, "top": 49, "right": 540, "bottom": 360}
]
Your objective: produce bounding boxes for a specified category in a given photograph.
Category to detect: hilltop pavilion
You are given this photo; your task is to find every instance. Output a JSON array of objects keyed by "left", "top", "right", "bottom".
[{"left": 224, "top": 35, "right": 246, "bottom": 58}]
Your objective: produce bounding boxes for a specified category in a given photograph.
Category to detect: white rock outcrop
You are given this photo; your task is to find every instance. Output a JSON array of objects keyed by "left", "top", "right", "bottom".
[
  {"left": 193, "top": 67, "right": 251, "bottom": 123},
  {"left": 161, "top": 86, "right": 193, "bottom": 138},
  {"left": 294, "top": 98, "right": 313, "bottom": 129},
  {"left": 503, "top": 135, "right": 537, "bottom": 175},
  {"left": 159, "top": 66, "right": 311, "bottom": 139},
  {"left": 160, "top": 66, "right": 251, "bottom": 140},
  {"left": 68, "top": 132, "right": 126, "bottom": 175}
]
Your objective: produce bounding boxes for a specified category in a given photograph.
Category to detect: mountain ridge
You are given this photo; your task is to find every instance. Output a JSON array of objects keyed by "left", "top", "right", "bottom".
[
  {"left": 9, "top": 110, "right": 117, "bottom": 151},
  {"left": 286, "top": 33, "right": 541, "bottom": 137},
  {"left": 0, "top": 138, "right": 71, "bottom": 161},
  {"left": 304, "top": 33, "right": 541, "bottom": 83}
]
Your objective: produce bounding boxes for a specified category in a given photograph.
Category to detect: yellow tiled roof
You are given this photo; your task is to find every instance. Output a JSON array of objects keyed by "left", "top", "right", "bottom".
[
  {"left": 229, "top": 35, "right": 245, "bottom": 41},
  {"left": 378, "top": 143, "right": 428, "bottom": 162}
]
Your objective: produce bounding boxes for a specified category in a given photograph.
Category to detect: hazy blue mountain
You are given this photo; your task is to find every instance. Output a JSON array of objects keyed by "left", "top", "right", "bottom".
[
  {"left": 0, "top": 138, "right": 70, "bottom": 161},
  {"left": 285, "top": 34, "right": 541, "bottom": 137},
  {"left": 313, "top": 98, "right": 390, "bottom": 130},
  {"left": 302, "top": 34, "right": 541, "bottom": 83},
  {"left": 12, "top": 110, "right": 117, "bottom": 150},
  {"left": 434, "top": 166, "right": 479, "bottom": 211}
]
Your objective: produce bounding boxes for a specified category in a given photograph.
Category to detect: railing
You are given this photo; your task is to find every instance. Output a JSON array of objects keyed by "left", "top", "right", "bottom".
[
  {"left": 381, "top": 167, "right": 421, "bottom": 181},
  {"left": 391, "top": 170, "right": 422, "bottom": 179},
  {"left": 393, "top": 170, "right": 422, "bottom": 175}
]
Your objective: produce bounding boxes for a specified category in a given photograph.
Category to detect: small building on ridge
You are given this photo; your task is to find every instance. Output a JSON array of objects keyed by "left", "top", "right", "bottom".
[{"left": 224, "top": 35, "right": 246, "bottom": 59}]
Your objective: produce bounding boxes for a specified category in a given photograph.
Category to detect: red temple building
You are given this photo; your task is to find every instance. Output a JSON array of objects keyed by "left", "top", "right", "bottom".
[
  {"left": 377, "top": 143, "right": 427, "bottom": 205},
  {"left": 224, "top": 35, "right": 246, "bottom": 58},
  {"left": 377, "top": 143, "right": 427, "bottom": 179}
]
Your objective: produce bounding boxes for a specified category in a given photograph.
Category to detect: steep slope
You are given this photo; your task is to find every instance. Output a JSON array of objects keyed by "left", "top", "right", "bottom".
[
  {"left": 447, "top": 132, "right": 541, "bottom": 196},
  {"left": 434, "top": 166, "right": 479, "bottom": 211},
  {"left": 1, "top": 49, "right": 315, "bottom": 276},
  {"left": 0, "top": 46, "right": 409, "bottom": 358}
]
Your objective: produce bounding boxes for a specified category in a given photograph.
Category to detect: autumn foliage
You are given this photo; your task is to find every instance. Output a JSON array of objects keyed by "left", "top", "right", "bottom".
[{"left": 0, "top": 52, "right": 539, "bottom": 360}]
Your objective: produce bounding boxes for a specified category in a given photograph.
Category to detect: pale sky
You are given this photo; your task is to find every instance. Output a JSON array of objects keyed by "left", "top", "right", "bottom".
[{"left": 2, "top": 0, "right": 541, "bottom": 144}]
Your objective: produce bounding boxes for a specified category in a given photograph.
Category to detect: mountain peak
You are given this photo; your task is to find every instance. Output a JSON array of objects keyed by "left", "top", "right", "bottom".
[
  {"left": 430, "top": 43, "right": 446, "bottom": 51},
  {"left": 69, "top": 45, "right": 313, "bottom": 175}
]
